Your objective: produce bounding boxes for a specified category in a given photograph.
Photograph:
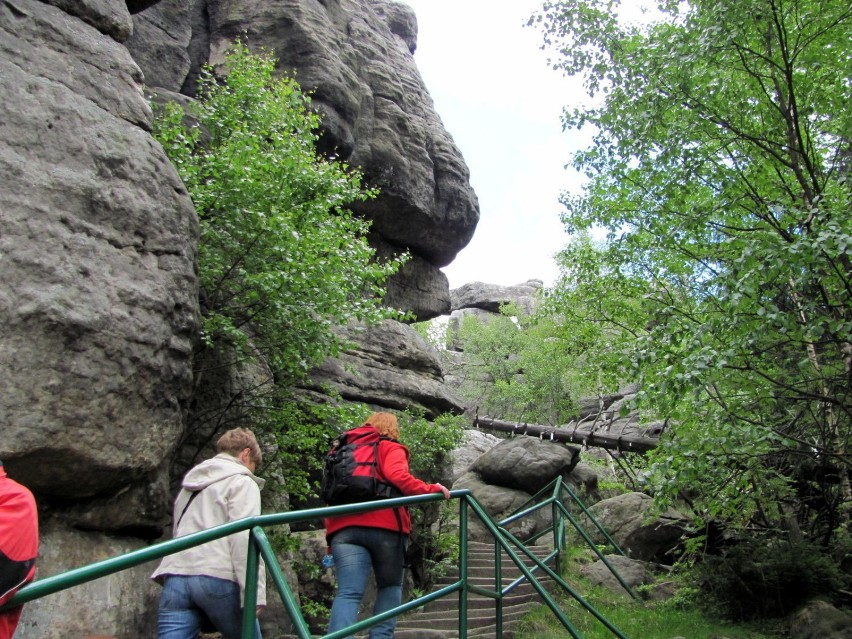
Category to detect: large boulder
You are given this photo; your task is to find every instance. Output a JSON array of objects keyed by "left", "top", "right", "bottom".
[
  {"left": 0, "top": 0, "right": 199, "bottom": 501},
  {"left": 788, "top": 599, "right": 852, "bottom": 639},
  {"left": 453, "top": 470, "right": 541, "bottom": 542},
  {"left": 450, "top": 429, "right": 501, "bottom": 481},
  {"left": 585, "top": 492, "right": 692, "bottom": 564},
  {"left": 125, "top": 0, "right": 480, "bottom": 321},
  {"left": 470, "top": 437, "right": 581, "bottom": 495},
  {"left": 1, "top": 0, "right": 477, "bottom": 634},
  {"left": 450, "top": 279, "right": 543, "bottom": 315},
  {"left": 452, "top": 437, "right": 583, "bottom": 542},
  {"left": 579, "top": 554, "right": 674, "bottom": 601},
  {"left": 16, "top": 524, "right": 160, "bottom": 637}
]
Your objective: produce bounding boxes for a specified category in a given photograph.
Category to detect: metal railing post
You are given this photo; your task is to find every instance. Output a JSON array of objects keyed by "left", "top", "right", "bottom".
[
  {"left": 458, "top": 494, "right": 469, "bottom": 639},
  {"left": 242, "top": 528, "right": 260, "bottom": 639}
]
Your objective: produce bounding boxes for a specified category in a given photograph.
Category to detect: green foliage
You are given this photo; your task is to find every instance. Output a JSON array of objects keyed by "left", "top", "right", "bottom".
[
  {"left": 517, "top": 551, "right": 786, "bottom": 638},
  {"left": 533, "top": 0, "right": 852, "bottom": 546},
  {"left": 452, "top": 304, "right": 599, "bottom": 425},
  {"left": 398, "top": 411, "right": 465, "bottom": 591},
  {"left": 695, "top": 538, "right": 849, "bottom": 621},
  {"left": 258, "top": 393, "right": 368, "bottom": 502},
  {"left": 398, "top": 410, "right": 466, "bottom": 479},
  {"left": 152, "top": 41, "right": 406, "bottom": 385}
]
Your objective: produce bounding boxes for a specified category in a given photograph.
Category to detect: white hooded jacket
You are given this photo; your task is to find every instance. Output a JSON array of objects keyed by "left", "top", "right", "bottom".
[{"left": 151, "top": 453, "right": 266, "bottom": 606}]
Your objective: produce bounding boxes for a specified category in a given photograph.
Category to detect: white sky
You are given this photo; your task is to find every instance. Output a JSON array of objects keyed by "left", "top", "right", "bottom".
[{"left": 400, "top": 0, "right": 591, "bottom": 290}]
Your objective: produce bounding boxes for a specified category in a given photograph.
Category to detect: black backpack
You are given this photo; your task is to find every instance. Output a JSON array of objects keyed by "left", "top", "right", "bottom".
[{"left": 320, "top": 428, "right": 403, "bottom": 505}]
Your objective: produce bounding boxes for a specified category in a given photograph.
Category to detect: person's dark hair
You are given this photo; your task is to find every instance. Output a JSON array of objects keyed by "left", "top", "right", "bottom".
[{"left": 216, "top": 428, "right": 262, "bottom": 466}]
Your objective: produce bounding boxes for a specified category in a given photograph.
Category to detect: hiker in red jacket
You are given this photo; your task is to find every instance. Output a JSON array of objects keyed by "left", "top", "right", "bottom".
[
  {"left": 324, "top": 412, "right": 450, "bottom": 639},
  {"left": 0, "top": 460, "right": 39, "bottom": 639}
]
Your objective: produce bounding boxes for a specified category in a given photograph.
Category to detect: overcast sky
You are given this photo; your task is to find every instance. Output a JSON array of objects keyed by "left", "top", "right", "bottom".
[{"left": 400, "top": 0, "right": 591, "bottom": 290}]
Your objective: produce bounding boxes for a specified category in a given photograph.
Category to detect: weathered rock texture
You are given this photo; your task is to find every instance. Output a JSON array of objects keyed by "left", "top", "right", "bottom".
[
  {"left": 0, "top": 0, "right": 199, "bottom": 497},
  {"left": 580, "top": 555, "right": 675, "bottom": 601},
  {"left": 306, "top": 320, "right": 466, "bottom": 418},
  {"left": 585, "top": 492, "right": 692, "bottom": 564},
  {"left": 788, "top": 599, "right": 852, "bottom": 639},
  {"left": 453, "top": 437, "right": 583, "bottom": 541},
  {"left": 13, "top": 524, "right": 161, "bottom": 638},
  {"left": 445, "top": 278, "right": 542, "bottom": 355},
  {"left": 125, "top": 0, "right": 480, "bottom": 321},
  {"left": 0, "top": 0, "right": 479, "bottom": 636},
  {"left": 451, "top": 279, "right": 543, "bottom": 315}
]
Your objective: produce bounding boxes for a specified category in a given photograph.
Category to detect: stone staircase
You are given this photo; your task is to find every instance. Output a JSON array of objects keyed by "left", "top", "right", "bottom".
[{"left": 390, "top": 540, "right": 555, "bottom": 639}]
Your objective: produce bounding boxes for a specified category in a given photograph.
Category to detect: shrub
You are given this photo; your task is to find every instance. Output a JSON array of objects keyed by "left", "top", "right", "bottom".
[
  {"left": 695, "top": 538, "right": 847, "bottom": 620},
  {"left": 152, "top": 40, "right": 406, "bottom": 386}
]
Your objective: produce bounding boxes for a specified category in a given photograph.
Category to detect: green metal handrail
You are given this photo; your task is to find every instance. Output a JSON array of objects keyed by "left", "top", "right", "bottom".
[
  {"left": 502, "top": 476, "right": 641, "bottom": 601},
  {"left": 4, "top": 484, "right": 630, "bottom": 638}
]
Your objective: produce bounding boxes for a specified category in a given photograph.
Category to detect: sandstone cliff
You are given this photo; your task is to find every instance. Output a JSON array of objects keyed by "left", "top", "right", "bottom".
[{"left": 0, "top": 0, "right": 479, "bottom": 636}]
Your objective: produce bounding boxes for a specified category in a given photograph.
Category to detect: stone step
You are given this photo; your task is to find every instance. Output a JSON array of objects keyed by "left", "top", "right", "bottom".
[
  {"left": 398, "top": 602, "right": 533, "bottom": 626},
  {"left": 415, "top": 590, "right": 540, "bottom": 613}
]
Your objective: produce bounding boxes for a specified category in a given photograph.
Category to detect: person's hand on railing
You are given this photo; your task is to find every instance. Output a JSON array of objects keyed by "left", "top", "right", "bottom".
[{"left": 435, "top": 484, "right": 451, "bottom": 499}]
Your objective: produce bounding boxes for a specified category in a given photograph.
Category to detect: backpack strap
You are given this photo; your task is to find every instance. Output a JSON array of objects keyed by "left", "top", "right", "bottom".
[{"left": 175, "top": 489, "right": 202, "bottom": 532}]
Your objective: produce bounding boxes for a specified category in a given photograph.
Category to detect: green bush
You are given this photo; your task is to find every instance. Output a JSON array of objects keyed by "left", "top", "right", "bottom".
[
  {"left": 399, "top": 411, "right": 466, "bottom": 591},
  {"left": 152, "top": 40, "right": 406, "bottom": 386},
  {"left": 695, "top": 538, "right": 848, "bottom": 620}
]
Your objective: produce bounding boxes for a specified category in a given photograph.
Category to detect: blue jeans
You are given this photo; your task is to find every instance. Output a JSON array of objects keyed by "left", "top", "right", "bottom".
[
  {"left": 157, "top": 574, "right": 261, "bottom": 639},
  {"left": 328, "top": 526, "right": 407, "bottom": 639}
]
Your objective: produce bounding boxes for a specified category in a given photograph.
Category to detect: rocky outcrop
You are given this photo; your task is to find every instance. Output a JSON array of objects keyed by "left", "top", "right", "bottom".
[
  {"left": 13, "top": 524, "right": 161, "bottom": 638},
  {"left": 445, "top": 279, "right": 542, "bottom": 353},
  {"left": 0, "top": 0, "right": 199, "bottom": 499},
  {"left": 579, "top": 555, "right": 674, "bottom": 601},
  {"left": 305, "top": 319, "right": 466, "bottom": 418},
  {"left": 450, "top": 429, "right": 501, "bottom": 481},
  {"left": 451, "top": 279, "right": 543, "bottom": 315},
  {"left": 0, "top": 0, "right": 478, "bottom": 635},
  {"left": 585, "top": 492, "right": 692, "bottom": 564},
  {"left": 125, "top": 0, "right": 480, "bottom": 321},
  {"left": 788, "top": 600, "right": 852, "bottom": 639},
  {"left": 470, "top": 436, "right": 580, "bottom": 494},
  {"left": 452, "top": 437, "right": 583, "bottom": 541}
]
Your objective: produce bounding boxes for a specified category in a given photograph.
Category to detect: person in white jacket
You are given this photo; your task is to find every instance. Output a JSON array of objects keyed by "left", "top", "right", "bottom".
[{"left": 152, "top": 428, "right": 266, "bottom": 639}]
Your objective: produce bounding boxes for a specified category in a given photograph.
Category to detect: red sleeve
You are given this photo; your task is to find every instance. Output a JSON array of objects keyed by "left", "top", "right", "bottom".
[
  {"left": 0, "top": 475, "right": 38, "bottom": 604},
  {"left": 379, "top": 441, "right": 442, "bottom": 496}
]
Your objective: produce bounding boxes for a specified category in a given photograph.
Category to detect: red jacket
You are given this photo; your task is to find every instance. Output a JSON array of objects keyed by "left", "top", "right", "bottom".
[
  {"left": 324, "top": 427, "right": 442, "bottom": 540},
  {"left": 0, "top": 467, "right": 38, "bottom": 606}
]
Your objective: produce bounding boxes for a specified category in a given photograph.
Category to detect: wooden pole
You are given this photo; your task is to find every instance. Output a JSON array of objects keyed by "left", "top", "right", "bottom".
[{"left": 473, "top": 416, "right": 659, "bottom": 453}]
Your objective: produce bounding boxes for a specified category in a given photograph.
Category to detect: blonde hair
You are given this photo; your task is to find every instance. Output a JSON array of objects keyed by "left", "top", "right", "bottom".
[
  {"left": 216, "top": 427, "right": 262, "bottom": 466},
  {"left": 364, "top": 412, "right": 399, "bottom": 440}
]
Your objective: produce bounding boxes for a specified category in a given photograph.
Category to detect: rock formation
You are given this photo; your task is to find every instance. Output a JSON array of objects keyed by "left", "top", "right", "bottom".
[
  {"left": 125, "top": 0, "right": 480, "bottom": 321},
  {"left": 305, "top": 320, "right": 466, "bottom": 418},
  {"left": 0, "top": 0, "right": 479, "bottom": 636}
]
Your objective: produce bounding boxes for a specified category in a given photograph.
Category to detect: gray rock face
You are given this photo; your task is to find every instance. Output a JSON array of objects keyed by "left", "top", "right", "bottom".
[
  {"left": 305, "top": 320, "right": 466, "bottom": 418},
  {"left": 451, "top": 279, "right": 543, "bottom": 315},
  {"left": 471, "top": 437, "right": 581, "bottom": 494},
  {"left": 16, "top": 524, "right": 161, "bottom": 638},
  {"left": 1, "top": 0, "right": 475, "bottom": 634},
  {"left": 125, "top": 0, "right": 480, "bottom": 321},
  {"left": 586, "top": 492, "right": 692, "bottom": 564},
  {"left": 789, "top": 599, "right": 852, "bottom": 639},
  {"left": 579, "top": 555, "right": 672, "bottom": 600},
  {"left": 452, "top": 437, "right": 583, "bottom": 541},
  {"left": 0, "top": 0, "right": 199, "bottom": 498},
  {"left": 450, "top": 429, "right": 501, "bottom": 481},
  {"left": 453, "top": 470, "right": 540, "bottom": 541},
  {"left": 446, "top": 279, "right": 543, "bottom": 352}
]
